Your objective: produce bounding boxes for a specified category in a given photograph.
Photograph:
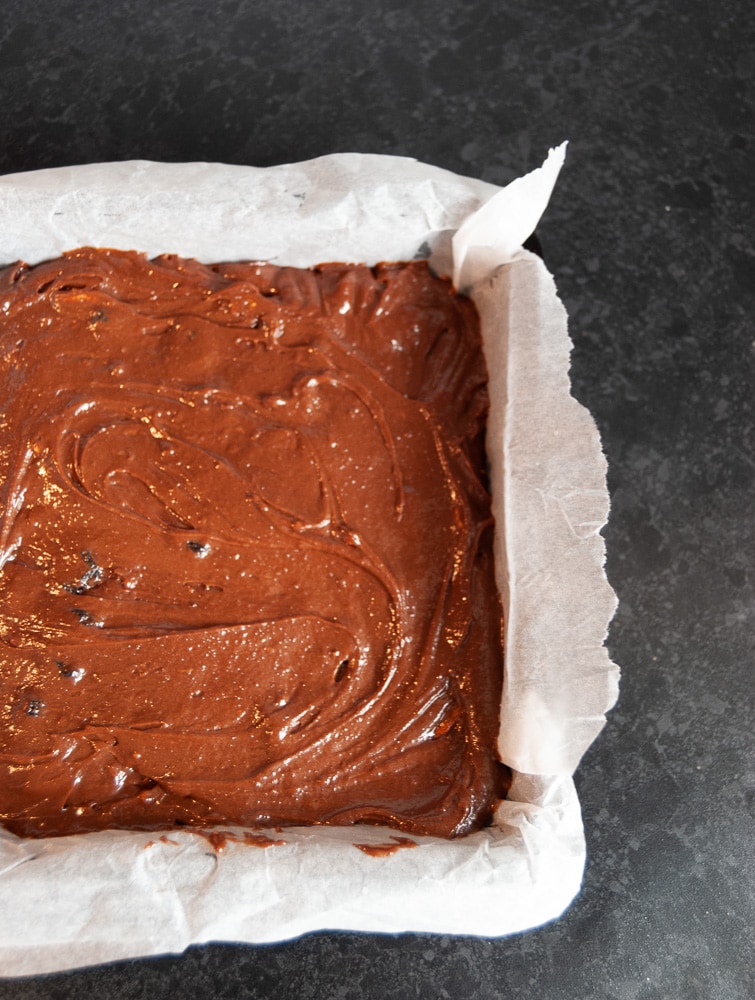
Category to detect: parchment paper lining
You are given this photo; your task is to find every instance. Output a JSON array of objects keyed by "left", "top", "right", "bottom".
[{"left": 0, "top": 150, "right": 618, "bottom": 976}]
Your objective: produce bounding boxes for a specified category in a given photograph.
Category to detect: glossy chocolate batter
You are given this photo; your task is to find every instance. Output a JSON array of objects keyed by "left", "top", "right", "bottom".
[{"left": 0, "top": 248, "right": 506, "bottom": 839}]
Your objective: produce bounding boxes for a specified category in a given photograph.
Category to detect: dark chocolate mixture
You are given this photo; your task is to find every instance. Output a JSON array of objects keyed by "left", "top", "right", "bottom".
[{"left": 0, "top": 249, "right": 505, "bottom": 838}]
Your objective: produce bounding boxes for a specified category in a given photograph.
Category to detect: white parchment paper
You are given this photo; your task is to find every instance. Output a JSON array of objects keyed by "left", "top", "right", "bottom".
[{"left": 0, "top": 148, "right": 619, "bottom": 976}]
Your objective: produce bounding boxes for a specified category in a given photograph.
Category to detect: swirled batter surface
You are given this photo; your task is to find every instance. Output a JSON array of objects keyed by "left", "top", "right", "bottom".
[{"left": 0, "top": 248, "right": 506, "bottom": 839}]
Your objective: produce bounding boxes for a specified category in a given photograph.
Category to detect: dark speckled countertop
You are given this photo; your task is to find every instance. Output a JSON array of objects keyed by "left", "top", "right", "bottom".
[{"left": 0, "top": 1, "right": 752, "bottom": 997}]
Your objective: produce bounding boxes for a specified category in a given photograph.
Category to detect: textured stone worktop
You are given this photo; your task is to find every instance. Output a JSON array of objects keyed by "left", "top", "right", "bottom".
[{"left": 0, "top": 1, "right": 752, "bottom": 997}]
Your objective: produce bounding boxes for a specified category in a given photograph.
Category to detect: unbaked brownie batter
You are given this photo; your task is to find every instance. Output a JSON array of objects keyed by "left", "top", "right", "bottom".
[{"left": 0, "top": 248, "right": 506, "bottom": 838}]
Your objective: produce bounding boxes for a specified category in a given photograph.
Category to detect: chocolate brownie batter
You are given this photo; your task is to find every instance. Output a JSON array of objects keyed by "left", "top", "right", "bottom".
[{"left": 0, "top": 248, "right": 506, "bottom": 839}]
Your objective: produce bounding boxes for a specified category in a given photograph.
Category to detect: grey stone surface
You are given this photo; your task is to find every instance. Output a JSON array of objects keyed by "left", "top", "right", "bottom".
[{"left": 0, "top": 0, "right": 752, "bottom": 997}]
